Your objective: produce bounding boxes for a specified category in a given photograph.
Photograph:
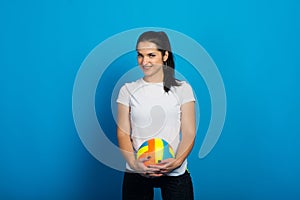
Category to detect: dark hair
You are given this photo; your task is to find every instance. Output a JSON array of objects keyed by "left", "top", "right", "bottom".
[{"left": 136, "top": 31, "right": 181, "bottom": 93}]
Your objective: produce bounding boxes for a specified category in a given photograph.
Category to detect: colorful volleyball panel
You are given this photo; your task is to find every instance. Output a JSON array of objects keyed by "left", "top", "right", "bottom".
[{"left": 136, "top": 138, "right": 175, "bottom": 166}]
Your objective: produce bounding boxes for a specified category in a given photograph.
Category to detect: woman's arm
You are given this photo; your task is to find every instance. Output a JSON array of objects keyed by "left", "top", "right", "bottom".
[
  {"left": 117, "top": 103, "right": 161, "bottom": 176},
  {"left": 174, "top": 101, "right": 196, "bottom": 165},
  {"left": 117, "top": 103, "right": 136, "bottom": 168},
  {"left": 151, "top": 101, "right": 196, "bottom": 173}
]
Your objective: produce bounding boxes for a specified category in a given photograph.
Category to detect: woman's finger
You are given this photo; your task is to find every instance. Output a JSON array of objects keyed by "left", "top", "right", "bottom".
[{"left": 138, "top": 156, "right": 151, "bottom": 163}]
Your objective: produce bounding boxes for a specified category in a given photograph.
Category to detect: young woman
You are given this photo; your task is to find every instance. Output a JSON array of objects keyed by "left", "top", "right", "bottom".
[{"left": 117, "top": 31, "right": 196, "bottom": 200}]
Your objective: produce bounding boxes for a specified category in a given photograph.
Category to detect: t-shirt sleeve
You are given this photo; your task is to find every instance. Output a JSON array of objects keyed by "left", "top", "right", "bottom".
[
  {"left": 116, "top": 84, "right": 130, "bottom": 107},
  {"left": 181, "top": 82, "right": 196, "bottom": 105}
]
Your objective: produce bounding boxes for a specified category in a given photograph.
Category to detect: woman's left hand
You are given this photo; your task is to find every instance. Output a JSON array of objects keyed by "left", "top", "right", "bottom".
[{"left": 148, "top": 158, "right": 181, "bottom": 174}]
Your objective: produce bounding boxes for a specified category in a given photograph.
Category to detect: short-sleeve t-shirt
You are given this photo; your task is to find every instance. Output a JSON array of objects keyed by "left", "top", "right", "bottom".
[{"left": 117, "top": 78, "right": 195, "bottom": 176}]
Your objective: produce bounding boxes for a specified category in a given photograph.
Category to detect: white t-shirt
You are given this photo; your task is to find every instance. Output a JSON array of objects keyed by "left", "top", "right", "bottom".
[{"left": 116, "top": 78, "right": 195, "bottom": 176}]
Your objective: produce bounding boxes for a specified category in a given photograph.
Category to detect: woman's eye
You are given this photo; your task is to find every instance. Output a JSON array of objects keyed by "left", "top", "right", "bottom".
[{"left": 149, "top": 54, "right": 155, "bottom": 58}]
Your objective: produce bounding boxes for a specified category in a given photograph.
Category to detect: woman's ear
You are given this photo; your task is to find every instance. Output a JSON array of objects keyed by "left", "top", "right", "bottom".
[{"left": 163, "top": 51, "right": 169, "bottom": 62}]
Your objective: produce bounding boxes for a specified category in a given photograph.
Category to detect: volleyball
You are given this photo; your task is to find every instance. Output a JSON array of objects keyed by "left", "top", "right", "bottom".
[{"left": 136, "top": 138, "right": 175, "bottom": 166}]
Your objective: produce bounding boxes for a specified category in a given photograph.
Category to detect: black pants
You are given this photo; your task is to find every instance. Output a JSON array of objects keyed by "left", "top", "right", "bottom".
[{"left": 122, "top": 170, "right": 194, "bottom": 200}]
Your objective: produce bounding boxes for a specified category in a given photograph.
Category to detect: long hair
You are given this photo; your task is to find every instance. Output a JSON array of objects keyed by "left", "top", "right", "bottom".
[{"left": 136, "top": 31, "right": 181, "bottom": 93}]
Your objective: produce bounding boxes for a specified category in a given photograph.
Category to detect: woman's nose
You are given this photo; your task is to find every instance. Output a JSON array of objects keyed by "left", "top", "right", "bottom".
[{"left": 141, "top": 57, "right": 149, "bottom": 65}]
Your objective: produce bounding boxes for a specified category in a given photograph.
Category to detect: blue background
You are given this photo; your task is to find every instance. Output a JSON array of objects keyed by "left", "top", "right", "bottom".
[{"left": 1, "top": 0, "right": 299, "bottom": 199}]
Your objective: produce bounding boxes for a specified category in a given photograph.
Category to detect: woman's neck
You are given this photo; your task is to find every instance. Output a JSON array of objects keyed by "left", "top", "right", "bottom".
[
  {"left": 143, "top": 70, "right": 164, "bottom": 83},
  {"left": 143, "top": 73, "right": 164, "bottom": 83}
]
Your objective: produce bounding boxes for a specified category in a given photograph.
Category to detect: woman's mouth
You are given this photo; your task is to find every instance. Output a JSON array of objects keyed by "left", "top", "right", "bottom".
[{"left": 142, "top": 65, "right": 152, "bottom": 70}]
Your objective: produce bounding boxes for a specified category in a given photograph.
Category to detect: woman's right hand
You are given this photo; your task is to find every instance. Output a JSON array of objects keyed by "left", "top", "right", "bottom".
[{"left": 132, "top": 157, "right": 163, "bottom": 177}]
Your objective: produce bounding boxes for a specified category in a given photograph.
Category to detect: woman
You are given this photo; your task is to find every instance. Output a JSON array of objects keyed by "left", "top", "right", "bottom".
[{"left": 117, "top": 31, "right": 196, "bottom": 200}]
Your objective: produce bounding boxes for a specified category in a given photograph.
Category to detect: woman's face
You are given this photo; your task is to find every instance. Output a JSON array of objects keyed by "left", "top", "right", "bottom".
[{"left": 136, "top": 41, "right": 168, "bottom": 79}]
